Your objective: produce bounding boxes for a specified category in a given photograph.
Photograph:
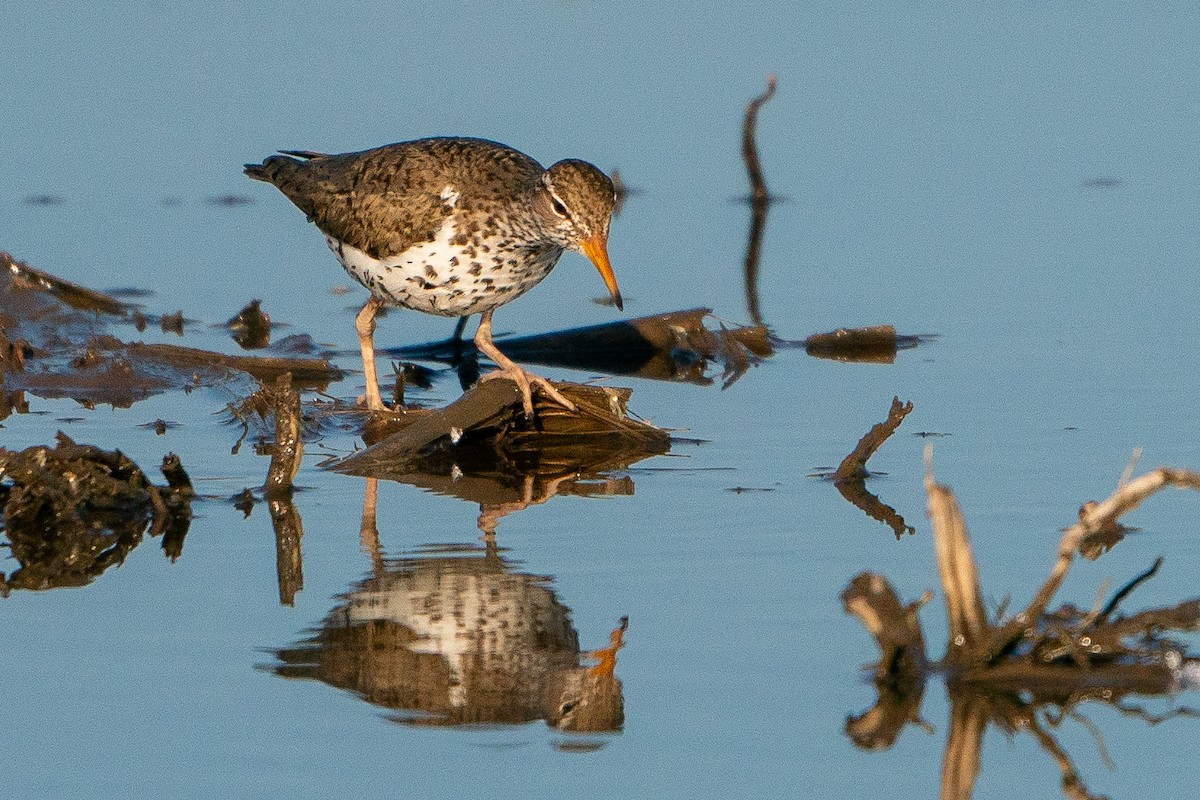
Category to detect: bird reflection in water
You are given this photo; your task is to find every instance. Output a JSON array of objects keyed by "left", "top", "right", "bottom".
[{"left": 268, "top": 479, "right": 627, "bottom": 735}]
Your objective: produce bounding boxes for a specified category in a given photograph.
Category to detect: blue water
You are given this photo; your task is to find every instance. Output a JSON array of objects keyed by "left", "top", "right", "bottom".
[{"left": 5, "top": 3, "right": 1200, "bottom": 798}]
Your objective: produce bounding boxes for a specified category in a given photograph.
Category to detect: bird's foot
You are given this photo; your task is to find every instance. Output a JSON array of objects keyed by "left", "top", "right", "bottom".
[{"left": 480, "top": 366, "right": 577, "bottom": 418}]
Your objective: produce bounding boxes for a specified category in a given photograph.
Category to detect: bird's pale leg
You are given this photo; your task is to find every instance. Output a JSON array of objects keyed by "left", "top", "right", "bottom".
[
  {"left": 474, "top": 309, "right": 576, "bottom": 417},
  {"left": 354, "top": 297, "right": 386, "bottom": 412}
]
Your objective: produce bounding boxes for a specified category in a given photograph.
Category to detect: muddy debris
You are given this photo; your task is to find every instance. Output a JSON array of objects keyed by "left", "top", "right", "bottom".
[
  {"left": 0, "top": 433, "right": 193, "bottom": 594},
  {"left": 1, "top": 253, "right": 342, "bottom": 406},
  {"left": 227, "top": 299, "right": 271, "bottom": 350},
  {"left": 843, "top": 451, "right": 1200, "bottom": 798}
]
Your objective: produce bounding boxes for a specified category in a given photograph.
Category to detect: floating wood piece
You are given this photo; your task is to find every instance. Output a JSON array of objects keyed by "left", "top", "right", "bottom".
[
  {"left": 2, "top": 251, "right": 132, "bottom": 316},
  {"left": 804, "top": 325, "right": 903, "bottom": 364}
]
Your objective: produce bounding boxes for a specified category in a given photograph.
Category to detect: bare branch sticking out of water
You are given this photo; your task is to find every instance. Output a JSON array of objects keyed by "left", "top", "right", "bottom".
[
  {"left": 843, "top": 456, "right": 1200, "bottom": 798},
  {"left": 988, "top": 465, "right": 1200, "bottom": 661},
  {"left": 826, "top": 397, "right": 915, "bottom": 538},
  {"left": 265, "top": 372, "right": 303, "bottom": 497},
  {"left": 742, "top": 74, "right": 777, "bottom": 206},
  {"left": 924, "top": 447, "right": 988, "bottom": 665},
  {"left": 740, "top": 75, "right": 777, "bottom": 327},
  {"left": 836, "top": 397, "right": 912, "bottom": 482}
]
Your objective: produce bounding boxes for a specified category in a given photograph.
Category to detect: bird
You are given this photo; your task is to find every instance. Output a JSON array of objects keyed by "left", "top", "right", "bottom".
[{"left": 244, "top": 136, "right": 623, "bottom": 417}]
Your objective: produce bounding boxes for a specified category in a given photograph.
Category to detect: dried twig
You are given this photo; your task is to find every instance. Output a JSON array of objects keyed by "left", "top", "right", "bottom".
[
  {"left": 989, "top": 467, "right": 1200, "bottom": 659},
  {"left": 835, "top": 397, "right": 912, "bottom": 481},
  {"left": 742, "top": 74, "right": 777, "bottom": 205},
  {"left": 741, "top": 74, "right": 777, "bottom": 326},
  {"left": 265, "top": 372, "right": 303, "bottom": 497},
  {"left": 924, "top": 447, "right": 989, "bottom": 663}
]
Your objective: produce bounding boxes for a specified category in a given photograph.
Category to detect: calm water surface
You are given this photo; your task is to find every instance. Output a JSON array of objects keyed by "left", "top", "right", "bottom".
[{"left": 4, "top": 3, "right": 1200, "bottom": 798}]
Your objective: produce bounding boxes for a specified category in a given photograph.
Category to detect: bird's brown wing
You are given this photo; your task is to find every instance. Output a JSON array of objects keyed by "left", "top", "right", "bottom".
[
  {"left": 246, "top": 143, "right": 450, "bottom": 259},
  {"left": 246, "top": 138, "right": 544, "bottom": 260}
]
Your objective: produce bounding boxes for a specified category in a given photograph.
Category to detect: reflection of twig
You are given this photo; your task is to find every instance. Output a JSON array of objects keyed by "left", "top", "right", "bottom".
[
  {"left": 939, "top": 693, "right": 987, "bottom": 800},
  {"left": 742, "top": 74, "right": 777, "bottom": 328},
  {"left": 269, "top": 495, "right": 304, "bottom": 606}
]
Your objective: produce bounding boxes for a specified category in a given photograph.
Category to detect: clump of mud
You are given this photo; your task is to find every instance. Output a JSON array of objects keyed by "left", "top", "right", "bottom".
[{"left": 0, "top": 433, "right": 193, "bottom": 594}]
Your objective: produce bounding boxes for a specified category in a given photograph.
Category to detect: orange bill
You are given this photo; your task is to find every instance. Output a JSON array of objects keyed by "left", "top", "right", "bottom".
[{"left": 580, "top": 234, "right": 623, "bottom": 311}]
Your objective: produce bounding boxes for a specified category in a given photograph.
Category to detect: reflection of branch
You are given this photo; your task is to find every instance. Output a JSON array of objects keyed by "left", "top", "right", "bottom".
[
  {"left": 1025, "top": 714, "right": 1108, "bottom": 800},
  {"left": 269, "top": 496, "right": 304, "bottom": 606},
  {"left": 939, "top": 693, "right": 987, "bottom": 800},
  {"left": 835, "top": 480, "right": 914, "bottom": 539},
  {"left": 742, "top": 74, "right": 777, "bottom": 328}
]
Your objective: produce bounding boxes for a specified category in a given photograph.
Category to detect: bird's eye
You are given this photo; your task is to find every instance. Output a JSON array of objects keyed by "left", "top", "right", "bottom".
[{"left": 550, "top": 196, "right": 570, "bottom": 218}]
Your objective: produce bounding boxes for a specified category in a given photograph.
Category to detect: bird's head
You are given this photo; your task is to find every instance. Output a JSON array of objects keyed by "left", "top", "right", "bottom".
[{"left": 533, "top": 159, "right": 622, "bottom": 310}]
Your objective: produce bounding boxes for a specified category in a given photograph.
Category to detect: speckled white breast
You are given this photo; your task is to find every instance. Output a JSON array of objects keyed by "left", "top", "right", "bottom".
[{"left": 325, "top": 196, "right": 563, "bottom": 318}]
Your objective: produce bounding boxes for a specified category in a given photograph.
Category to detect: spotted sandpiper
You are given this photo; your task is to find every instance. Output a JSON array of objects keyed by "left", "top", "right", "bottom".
[{"left": 244, "top": 137, "right": 623, "bottom": 416}]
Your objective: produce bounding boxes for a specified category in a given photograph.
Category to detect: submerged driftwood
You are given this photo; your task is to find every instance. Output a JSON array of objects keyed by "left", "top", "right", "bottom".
[
  {"left": 392, "top": 308, "right": 774, "bottom": 388},
  {"left": 843, "top": 452, "right": 1200, "bottom": 799},
  {"left": 0, "top": 252, "right": 342, "bottom": 407}
]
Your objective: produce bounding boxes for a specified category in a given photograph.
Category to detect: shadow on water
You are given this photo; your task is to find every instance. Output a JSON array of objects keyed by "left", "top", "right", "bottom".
[{"left": 265, "top": 478, "right": 627, "bottom": 742}]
